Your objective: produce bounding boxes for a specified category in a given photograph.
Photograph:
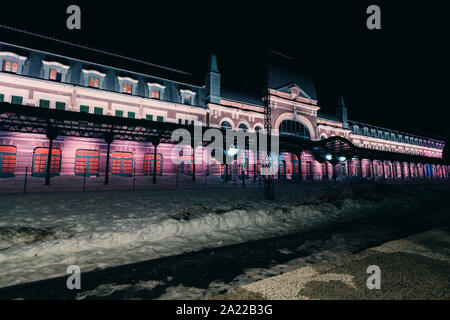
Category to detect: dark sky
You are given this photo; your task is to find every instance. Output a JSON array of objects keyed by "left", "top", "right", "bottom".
[{"left": 0, "top": 1, "right": 448, "bottom": 140}]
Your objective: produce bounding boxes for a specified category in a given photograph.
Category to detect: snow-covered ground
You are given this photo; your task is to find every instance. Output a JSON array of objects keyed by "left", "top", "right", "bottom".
[{"left": 0, "top": 181, "right": 448, "bottom": 288}]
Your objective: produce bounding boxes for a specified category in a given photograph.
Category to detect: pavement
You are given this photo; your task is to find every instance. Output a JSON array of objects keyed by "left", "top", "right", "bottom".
[{"left": 213, "top": 228, "right": 450, "bottom": 300}]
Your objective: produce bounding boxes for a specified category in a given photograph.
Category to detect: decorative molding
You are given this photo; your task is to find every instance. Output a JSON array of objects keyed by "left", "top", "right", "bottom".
[
  {"left": 148, "top": 82, "right": 166, "bottom": 89},
  {"left": 118, "top": 76, "right": 138, "bottom": 83},
  {"left": 180, "top": 89, "right": 196, "bottom": 96},
  {"left": 0, "top": 51, "right": 27, "bottom": 61},
  {"left": 42, "top": 61, "right": 70, "bottom": 70},
  {"left": 82, "top": 69, "right": 106, "bottom": 77}
]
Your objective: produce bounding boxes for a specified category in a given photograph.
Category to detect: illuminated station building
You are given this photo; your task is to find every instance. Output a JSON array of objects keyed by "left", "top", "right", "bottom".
[{"left": 0, "top": 39, "right": 448, "bottom": 183}]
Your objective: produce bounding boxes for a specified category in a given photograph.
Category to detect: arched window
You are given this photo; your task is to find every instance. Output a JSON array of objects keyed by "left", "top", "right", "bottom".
[
  {"left": 0, "top": 146, "right": 17, "bottom": 178},
  {"left": 75, "top": 149, "right": 100, "bottom": 176},
  {"left": 279, "top": 120, "right": 310, "bottom": 140},
  {"left": 238, "top": 123, "right": 248, "bottom": 131},
  {"left": 254, "top": 126, "right": 262, "bottom": 132},
  {"left": 221, "top": 121, "right": 232, "bottom": 130},
  {"left": 32, "top": 147, "right": 61, "bottom": 177}
]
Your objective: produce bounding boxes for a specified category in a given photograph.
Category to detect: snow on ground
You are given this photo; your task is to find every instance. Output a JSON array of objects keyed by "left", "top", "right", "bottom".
[{"left": 0, "top": 180, "right": 449, "bottom": 288}]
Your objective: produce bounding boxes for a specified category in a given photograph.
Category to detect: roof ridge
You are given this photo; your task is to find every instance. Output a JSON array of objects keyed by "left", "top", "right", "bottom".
[{"left": 0, "top": 24, "right": 192, "bottom": 76}]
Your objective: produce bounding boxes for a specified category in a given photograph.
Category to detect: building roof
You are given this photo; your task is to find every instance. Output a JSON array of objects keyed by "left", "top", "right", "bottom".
[
  {"left": 267, "top": 50, "right": 317, "bottom": 100},
  {"left": 220, "top": 88, "right": 265, "bottom": 107},
  {"left": 0, "top": 40, "right": 207, "bottom": 108}
]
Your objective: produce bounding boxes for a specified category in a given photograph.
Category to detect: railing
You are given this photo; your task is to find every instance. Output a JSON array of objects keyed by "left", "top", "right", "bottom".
[{"left": 1, "top": 156, "right": 448, "bottom": 195}]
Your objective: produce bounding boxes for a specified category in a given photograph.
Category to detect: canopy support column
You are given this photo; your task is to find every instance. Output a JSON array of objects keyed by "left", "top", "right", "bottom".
[
  {"left": 152, "top": 137, "right": 160, "bottom": 184},
  {"left": 104, "top": 132, "right": 114, "bottom": 185},
  {"left": 45, "top": 127, "right": 58, "bottom": 186}
]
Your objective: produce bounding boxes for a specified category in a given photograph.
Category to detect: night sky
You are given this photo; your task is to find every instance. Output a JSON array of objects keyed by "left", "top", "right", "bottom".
[{"left": 0, "top": 1, "right": 448, "bottom": 141}]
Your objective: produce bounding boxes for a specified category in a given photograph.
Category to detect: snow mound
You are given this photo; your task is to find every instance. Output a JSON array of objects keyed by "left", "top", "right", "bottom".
[
  {"left": 0, "top": 182, "right": 448, "bottom": 288},
  {"left": 0, "top": 226, "right": 74, "bottom": 250}
]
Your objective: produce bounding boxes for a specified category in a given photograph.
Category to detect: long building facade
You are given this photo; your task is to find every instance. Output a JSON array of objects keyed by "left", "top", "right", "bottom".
[{"left": 0, "top": 40, "right": 448, "bottom": 182}]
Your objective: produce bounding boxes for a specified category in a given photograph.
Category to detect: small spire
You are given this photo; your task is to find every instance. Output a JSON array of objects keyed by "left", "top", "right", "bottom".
[
  {"left": 337, "top": 94, "right": 345, "bottom": 107},
  {"left": 209, "top": 54, "right": 219, "bottom": 72}
]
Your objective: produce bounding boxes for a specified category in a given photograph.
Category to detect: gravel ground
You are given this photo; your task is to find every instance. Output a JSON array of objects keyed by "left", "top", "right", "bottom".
[{"left": 214, "top": 228, "right": 450, "bottom": 300}]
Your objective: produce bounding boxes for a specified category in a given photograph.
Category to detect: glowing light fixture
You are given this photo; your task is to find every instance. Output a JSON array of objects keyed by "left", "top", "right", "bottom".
[
  {"left": 338, "top": 156, "right": 347, "bottom": 162},
  {"left": 226, "top": 146, "right": 240, "bottom": 157},
  {"left": 325, "top": 154, "right": 333, "bottom": 161}
]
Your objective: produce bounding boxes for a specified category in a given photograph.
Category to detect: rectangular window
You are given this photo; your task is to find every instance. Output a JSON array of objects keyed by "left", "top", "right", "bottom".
[
  {"left": 185, "top": 119, "right": 189, "bottom": 125},
  {"left": 0, "top": 146, "right": 17, "bottom": 177},
  {"left": 55, "top": 102, "right": 66, "bottom": 110},
  {"left": 112, "top": 152, "right": 133, "bottom": 176},
  {"left": 3, "top": 61, "right": 11, "bottom": 72},
  {"left": 80, "top": 105, "right": 89, "bottom": 113},
  {"left": 75, "top": 149, "right": 100, "bottom": 176},
  {"left": 157, "top": 116, "right": 163, "bottom": 122},
  {"left": 322, "top": 163, "right": 328, "bottom": 179},
  {"left": 49, "top": 69, "right": 63, "bottom": 81},
  {"left": 94, "top": 107, "right": 103, "bottom": 115},
  {"left": 152, "top": 89, "right": 160, "bottom": 99},
  {"left": 341, "top": 163, "right": 346, "bottom": 176},
  {"left": 32, "top": 147, "right": 61, "bottom": 177},
  {"left": 115, "top": 110, "right": 123, "bottom": 117},
  {"left": 127, "top": 112, "right": 135, "bottom": 119},
  {"left": 365, "top": 165, "right": 372, "bottom": 177},
  {"left": 3, "top": 61, "right": 18, "bottom": 73},
  {"left": 11, "top": 96, "right": 23, "bottom": 105},
  {"left": 305, "top": 162, "right": 312, "bottom": 180},
  {"left": 291, "top": 160, "right": 299, "bottom": 177},
  {"left": 220, "top": 164, "right": 232, "bottom": 178},
  {"left": 178, "top": 155, "right": 193, "bottom": 175},
  {"left": 39, "top": 99, "right": 50, "bottom": 108},
  {"left": 178, "top": 119, "right": 182, "bottom": 124},
  {"left": 89, "top": 77, "right": 99, "bottom": 88},
  {"left": 146, "top": 114, "right": 153, "bottom": 121},
  {"left": 278, "top": 160, "right": 286, "bottom": 177},
  {"left": 0, "top": 94, "right": 3, "bottom": 102},
  {"left": 144, "top": 153, "right": 162, "bottom": 175},
  {"left": 122, "top": 84, "right": 132, "bottom": 94},
  {"left": 239, "top": 157, "right": 250, "bottom": 177}
]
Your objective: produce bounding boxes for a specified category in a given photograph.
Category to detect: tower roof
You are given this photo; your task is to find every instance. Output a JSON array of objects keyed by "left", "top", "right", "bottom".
[{"left": 267, "top": 50, "right": 317, "bottom": 100}]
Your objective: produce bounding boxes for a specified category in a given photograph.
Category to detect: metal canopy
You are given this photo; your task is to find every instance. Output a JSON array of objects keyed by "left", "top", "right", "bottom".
[
  {"left": 0, "top": 102, "right": 203, "bottom": 144},
  {"left": 0, "top": 102, "right": 447, "bottom": 165}
]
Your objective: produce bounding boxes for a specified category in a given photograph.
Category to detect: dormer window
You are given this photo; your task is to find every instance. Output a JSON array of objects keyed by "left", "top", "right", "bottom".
[
  {"left": 180, "top": 89, "right": 196, "bottom": 106},
  {"left": 82, "top": 69, "right": 106, "bottom": 89},
  {"left": 148, "top": 83, "right": 166, "bottom": 100},
  {"left": 3, "top": 61, "right": 18, "bottom": 73},
  {"left": 42, "top": 61, "right": 69, "bottom": 82},
  {"left": 118, "top": 77, "right": 138, "bottom": 95},
  {"left": 0, "top": 52, "right": 27, "bottom": 75}
]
